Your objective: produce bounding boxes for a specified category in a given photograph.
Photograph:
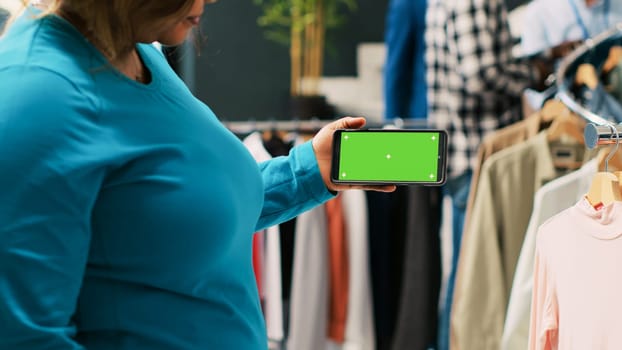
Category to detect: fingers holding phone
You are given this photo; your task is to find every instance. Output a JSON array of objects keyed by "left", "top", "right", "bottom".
[{"left": 312, "top": 117, "right": 397, "bottom": 193}]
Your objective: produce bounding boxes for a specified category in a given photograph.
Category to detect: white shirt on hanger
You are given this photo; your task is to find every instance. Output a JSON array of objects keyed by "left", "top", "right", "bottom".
[{"left": 341, "top": 190, "right": 375, "bottom": 350}]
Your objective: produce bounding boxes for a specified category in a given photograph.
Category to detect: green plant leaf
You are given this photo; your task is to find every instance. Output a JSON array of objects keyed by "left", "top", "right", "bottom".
[{"left": 252, "top": 0, "right": 358, "bottom": 95}]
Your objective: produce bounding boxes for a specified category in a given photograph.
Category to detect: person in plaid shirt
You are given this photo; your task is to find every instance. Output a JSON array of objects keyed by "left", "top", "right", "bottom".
[{"left": 425, "top": 0, "right": 549, "bottom": 349}]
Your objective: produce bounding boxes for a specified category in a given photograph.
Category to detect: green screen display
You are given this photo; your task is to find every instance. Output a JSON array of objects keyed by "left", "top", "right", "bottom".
[{"left": 336, "top": 130, "right": 443, "bottom": 182}]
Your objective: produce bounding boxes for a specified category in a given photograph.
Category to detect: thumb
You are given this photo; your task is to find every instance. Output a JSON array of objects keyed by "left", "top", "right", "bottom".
[
  {"left": 312, "top": 116, "right": 367, "bottom": 154},
  {"left": 331, "top": 116, "right": 366, "bottom": 131}
]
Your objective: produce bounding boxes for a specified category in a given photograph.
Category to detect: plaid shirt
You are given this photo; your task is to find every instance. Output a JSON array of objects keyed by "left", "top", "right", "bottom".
[{"left": 425, "top": 0, "right": 536, "bottom": 179}]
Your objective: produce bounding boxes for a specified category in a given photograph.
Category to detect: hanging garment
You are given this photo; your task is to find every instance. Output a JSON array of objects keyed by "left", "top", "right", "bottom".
[
  {"left": 263, "top": 225, "right": 284, "bottom": 346},
  {"left": 463, "top": 100, "right": 568, "bottom": 232},
  {"left": 391, "top": 186, "right": 442, "bottom": 350},
  {"left": 454, "top": 102, "right": 566, "bottom": 344},
  {"left": 252, "top": 231, "right": 265, "bottom": 300},
  {"left": 326, "top": 195, "right": 350, "bottom": 344},
  {"left": 326, "top": 190, "right": 376, "bottom": 350},
  {"left": 529, "top": 198, "right": 622, "bottom": 350},
  {"left": 243, "top": 132, "right": 284, "bottom": 344},
  {"left": 450, "top": 131, "right": 589, "bottom": 350},
  {"left": 366, "top": 189, "right": 408, "bottom": 350},
  {"left": 263, "top": 131, "right": 297, "bottom": 339},
  {"left": 341, "top": 190, "right": 376, "bottom": 350},
  {"left": 287, "top": 135, "right": 331, "bottom": 350},
  {"left": 501, "top": 158, "right": 597, "bottom": 350},
  {"left": 286, "top": 201, "right": 329, "bottom": 350}
]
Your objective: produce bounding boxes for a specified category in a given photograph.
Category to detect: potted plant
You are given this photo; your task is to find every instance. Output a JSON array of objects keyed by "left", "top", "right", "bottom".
[{"left": 253, "top": 0, "right": 357, "bottom": 118}]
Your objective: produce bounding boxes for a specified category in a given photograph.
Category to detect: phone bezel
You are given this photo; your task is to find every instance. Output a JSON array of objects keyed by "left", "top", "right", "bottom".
[{"left": 330, "top": 129, "right": 448, "bottom": 186}]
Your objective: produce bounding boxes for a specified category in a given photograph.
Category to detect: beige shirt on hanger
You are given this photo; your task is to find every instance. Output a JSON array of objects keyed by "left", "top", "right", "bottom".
[{"left": 463, "top": 100, "right": 570, "bottom": 233}]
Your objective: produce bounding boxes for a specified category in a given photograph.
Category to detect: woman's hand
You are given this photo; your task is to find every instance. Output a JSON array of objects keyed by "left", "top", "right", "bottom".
[{"left": 312, "top": 116, "right": 397, "bottom": 193}]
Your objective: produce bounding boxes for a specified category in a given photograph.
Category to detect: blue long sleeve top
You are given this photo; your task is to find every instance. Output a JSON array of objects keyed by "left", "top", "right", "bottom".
[{"left": 0, "top": 9, "right": 334, "bottom": 349}]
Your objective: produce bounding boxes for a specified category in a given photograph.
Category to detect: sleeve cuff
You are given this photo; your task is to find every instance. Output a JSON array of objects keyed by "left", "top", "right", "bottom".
[{"left": 293, "top": 141, "right": 337, "bottom": 203}]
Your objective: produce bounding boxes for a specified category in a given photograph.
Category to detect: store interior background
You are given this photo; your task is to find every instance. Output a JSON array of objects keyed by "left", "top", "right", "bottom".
[
  {"left": 173, "top": 0, "right": 531, "bottom": 300},
  {"left": 174, "top": 0, "right": 529, "bottom": 123},
  {"left": 184, "top": 0, "right": 389, "bottom": 122}
]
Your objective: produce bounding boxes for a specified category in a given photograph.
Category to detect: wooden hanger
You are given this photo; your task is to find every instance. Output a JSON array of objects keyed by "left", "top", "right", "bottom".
[
  {"left": 597, "top": 147, "right": 622, "bottom": 172},
  {"left": 587, "top": 125, "right": 622, "bottom": 207},
  {"left": 586, "top": 172, "right": 622, "bottom": 207},
  {"left": 546, "top": 109, "right": 586, "bottom": 170},
  {"left": 545, "top": 109, "right": 585, "bottom": 144},
  {"left": 539, "top": 100, "right": 571, "bottom": 125}
]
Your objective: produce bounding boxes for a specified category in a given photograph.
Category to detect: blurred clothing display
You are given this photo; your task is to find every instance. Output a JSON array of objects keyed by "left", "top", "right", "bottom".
[{"left": 425, "top": 0, "right": 536, "bottom": 348}]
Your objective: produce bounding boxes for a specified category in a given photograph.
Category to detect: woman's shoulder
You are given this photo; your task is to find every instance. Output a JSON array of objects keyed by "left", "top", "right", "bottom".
[{"left": 0, "top": 10, "right": 100, "bottom": 88}]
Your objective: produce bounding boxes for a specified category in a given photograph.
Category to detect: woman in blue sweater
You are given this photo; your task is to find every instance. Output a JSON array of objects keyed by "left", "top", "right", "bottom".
[{"left": 0, "top": 1, "right": 394, "bottom": 348}]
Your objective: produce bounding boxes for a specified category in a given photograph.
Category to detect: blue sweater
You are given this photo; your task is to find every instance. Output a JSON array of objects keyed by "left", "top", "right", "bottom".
[{"left": 0, "top": 10, "right": 334, "bottom": 349}]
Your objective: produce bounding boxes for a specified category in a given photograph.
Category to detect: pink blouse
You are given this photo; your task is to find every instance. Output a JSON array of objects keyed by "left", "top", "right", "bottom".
[{"left": 529, "top": 198, "right": 622, "bottom": 350}]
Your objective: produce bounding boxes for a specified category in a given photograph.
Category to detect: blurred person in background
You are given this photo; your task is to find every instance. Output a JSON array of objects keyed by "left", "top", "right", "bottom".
[
  {"left": 383, "top": 0, "right": 428, "bottom": 121},
  {"left": 521, "top": 0, "right": 622, "bottom": 61}
]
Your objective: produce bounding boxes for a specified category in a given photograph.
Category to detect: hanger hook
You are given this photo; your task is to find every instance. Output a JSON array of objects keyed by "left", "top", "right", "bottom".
[{"left": 605, "top": 123, "right": 620, "bottom": 172}]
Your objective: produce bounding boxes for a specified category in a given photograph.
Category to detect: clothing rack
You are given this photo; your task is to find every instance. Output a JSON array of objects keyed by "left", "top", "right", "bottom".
[
  {"left": 221, "top": 117, "right": 432, "bottom": 135},
  {"left": 584, "top": 123, "right": 622, "bottom": 148},
  {"left": 555, "top": 22, "right": 622, "bottom": 148}
]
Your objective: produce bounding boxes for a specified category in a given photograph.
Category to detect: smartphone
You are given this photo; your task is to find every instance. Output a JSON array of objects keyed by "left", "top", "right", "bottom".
[{"left": 330, "top": 129, "right": 448, "bottom": 186}]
